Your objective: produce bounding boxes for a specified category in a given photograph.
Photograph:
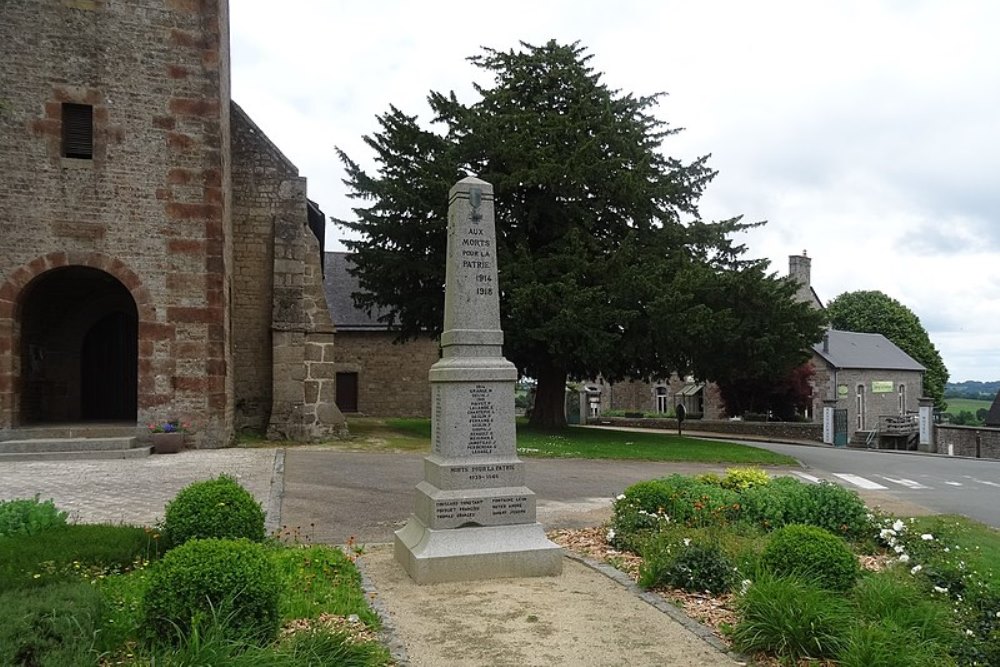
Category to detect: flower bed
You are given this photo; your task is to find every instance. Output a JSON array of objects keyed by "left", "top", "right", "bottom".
[{"left": 553, "top": 467, "right": 1000, "bottom": 665}]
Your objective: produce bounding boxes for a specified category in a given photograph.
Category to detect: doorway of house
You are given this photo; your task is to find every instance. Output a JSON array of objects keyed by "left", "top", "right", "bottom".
[{"left": 18, "top": 266, "right": 138, "bottom": 423}]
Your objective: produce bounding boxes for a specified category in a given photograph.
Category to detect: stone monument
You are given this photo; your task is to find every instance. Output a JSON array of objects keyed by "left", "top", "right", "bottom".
[{"left": 394, "top": 176, "right": 563, "bottom": 584}]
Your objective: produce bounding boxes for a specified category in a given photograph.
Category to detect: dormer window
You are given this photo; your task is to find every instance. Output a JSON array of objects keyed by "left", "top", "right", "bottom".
[{"left": 62, "top": 103, "right": 93, "bottom": 159}]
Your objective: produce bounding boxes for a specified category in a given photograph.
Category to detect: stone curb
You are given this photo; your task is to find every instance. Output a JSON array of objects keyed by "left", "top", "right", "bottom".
[
  {"left": 562, "top": 552, "right": 748, "bottom": 665},
  {"left": 354, "top": 547, "right": 412, "bottom": 667},
  {"left": 264, "top": 448, "right": 285, "bottom": 536}
]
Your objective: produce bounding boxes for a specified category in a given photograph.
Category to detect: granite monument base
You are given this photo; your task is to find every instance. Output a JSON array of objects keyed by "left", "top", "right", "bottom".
[{"left": 394, "top": 516, "right": 563, "bottom": 585}]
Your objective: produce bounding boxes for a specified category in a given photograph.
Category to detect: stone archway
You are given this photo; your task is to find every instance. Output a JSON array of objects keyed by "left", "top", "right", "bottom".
[
  {"left": 20, "top": 267, "right": 137, "bottom": 423},
  {"left": 0, "top": 252, "right": 156, "bottom": 428}
]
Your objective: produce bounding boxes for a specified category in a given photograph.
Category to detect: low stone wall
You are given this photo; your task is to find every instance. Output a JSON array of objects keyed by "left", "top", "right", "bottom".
[
  {"left": 586, "top": 417, "right": 823, "bottom": 442},
  {"left": 935, "top": 425, "right": 1000, "bottom": 459}
]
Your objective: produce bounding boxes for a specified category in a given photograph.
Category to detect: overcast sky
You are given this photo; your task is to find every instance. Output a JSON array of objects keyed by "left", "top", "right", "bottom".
[{"left": 230, "top": 1, "right": 1000, "bottom": 383}]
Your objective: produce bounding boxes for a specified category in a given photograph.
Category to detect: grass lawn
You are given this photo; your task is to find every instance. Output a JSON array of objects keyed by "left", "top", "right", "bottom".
[{"left": 375, "top": 418, "right": 797, "bottom": 465}]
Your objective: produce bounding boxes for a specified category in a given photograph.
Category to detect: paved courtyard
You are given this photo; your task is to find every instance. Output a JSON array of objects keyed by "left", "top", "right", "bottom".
[{"left": 0, "top": 448, "right": 278, "bottom": 527}]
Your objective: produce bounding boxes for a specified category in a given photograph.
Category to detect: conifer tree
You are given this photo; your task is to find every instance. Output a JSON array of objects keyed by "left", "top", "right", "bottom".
[{"left": 336, "top": 41, "right": 824, "bottom": 427}]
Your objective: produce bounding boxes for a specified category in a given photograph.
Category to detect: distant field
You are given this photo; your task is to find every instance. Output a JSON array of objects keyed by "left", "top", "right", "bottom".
[{"left": 944, "top": 397, "right": 992, "bottom": 414}]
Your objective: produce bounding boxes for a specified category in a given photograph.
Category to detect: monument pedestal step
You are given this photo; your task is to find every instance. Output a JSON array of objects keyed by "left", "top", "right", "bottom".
[{"left": 394, "top": 516, "right": 563, "bottom": 585}]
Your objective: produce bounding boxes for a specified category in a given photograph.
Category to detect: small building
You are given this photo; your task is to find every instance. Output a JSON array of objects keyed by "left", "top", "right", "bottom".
[
  {"left": 323, "top": 252, "right": 438, "bottom": 417},
  {"left": 811, "top": 329, "right": 925, "bottom": 438}
]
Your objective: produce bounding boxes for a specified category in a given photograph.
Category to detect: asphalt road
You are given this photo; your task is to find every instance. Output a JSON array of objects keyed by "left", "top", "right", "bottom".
[
  {"left": 724, "top": 439, "right": 1000, "bottom": 529},
  {"left": 279, "top": 442, "right": 1000, "bottom": 546},
  {"left": 279, "top": 450, "right": 791, "bottom": 545}
]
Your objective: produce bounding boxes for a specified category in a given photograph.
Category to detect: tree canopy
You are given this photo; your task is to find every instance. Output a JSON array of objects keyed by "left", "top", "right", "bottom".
[
  {"left": 826, "top": 290, "right": 949, "bottom": 409},
  {"left": 335, "top": 40, "right": 825, "bottom": 426}
]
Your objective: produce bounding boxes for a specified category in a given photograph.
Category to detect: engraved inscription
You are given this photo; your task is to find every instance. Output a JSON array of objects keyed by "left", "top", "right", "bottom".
[
  {"left": 466, "top": 384, "right": 496, "bottom": 455},
  {"left": 435, "top": 499, "right": 459, "bottom": 521},
  {"left": 490, "top": 495, "right": 527, "bottom": 518},
  {"left": 433, "top": 389, "right": 443, "bottom": 453},
  {"left": 460, "top": 232, "right": 494, "bottom": 294}
]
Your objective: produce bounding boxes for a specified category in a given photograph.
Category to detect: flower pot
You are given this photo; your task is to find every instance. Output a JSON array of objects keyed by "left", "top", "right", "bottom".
[{"left": 151, "top": 432, "right": 184, "bottom": 454}]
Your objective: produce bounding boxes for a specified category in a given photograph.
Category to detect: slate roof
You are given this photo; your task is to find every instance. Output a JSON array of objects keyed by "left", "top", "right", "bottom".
[
  {"left": 812, "top": 329, "right": 925, "bottom": 372},
  {"left": 323, "top": 252, "right": 390, "bottom": 331}
]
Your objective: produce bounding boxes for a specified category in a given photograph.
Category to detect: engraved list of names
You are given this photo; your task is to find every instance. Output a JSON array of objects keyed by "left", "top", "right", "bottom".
[{"left": 466, "top": 384, "right": 497, "bottom": 455}]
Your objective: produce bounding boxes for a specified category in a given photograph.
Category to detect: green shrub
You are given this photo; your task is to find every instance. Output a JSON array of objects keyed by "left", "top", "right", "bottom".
[
  {"left": 641, "top": 540, "right": 734, "bottom": 594},
  {"left": 761, "top": 524, "right": 859, "bottom": 592},
  {"left": 0, "top": 495, "right": 67, "bottom": 537},
  {"left": 738, "top": 477, "right": 870, "bottom": 538},
  {"left": 801, "top": 481, "right": 871, "bottom": 538},
  {"left": 0, "top": 580, "right": 102, "bottom": 666},
  {"left": 163, "top": 475, "right": 265, "bottom": 547},
  {"left": 143, "top": 538, "right": 280, "bottom": 644},
  {"left": 613, "top": 476, "right": 741, "bottom": 547},
  {"left": 721, "top": 466, "right": 770, "bottom": 491},
  {"left": 693, "top": 472, "right": 722, "bottom": 486},
  {"left": 732, "top": 574, "right": 849, "bottom": 661},
  {"left": 0, "top": 523, "right": 161, "bottom": 591}
]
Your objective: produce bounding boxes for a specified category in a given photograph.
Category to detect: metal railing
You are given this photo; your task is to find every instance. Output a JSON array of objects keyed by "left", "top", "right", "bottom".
[{"left": 878, "top": 414, "right": 919, "bottom": 435}]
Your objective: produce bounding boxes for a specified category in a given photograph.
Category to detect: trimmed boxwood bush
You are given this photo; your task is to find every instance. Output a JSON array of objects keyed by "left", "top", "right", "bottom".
[
  {"left": 761, "top": 524, "right": 859, "bottom": 592},
  {"left": 163, "top": 475, "right": 265, "bottom": 546},
  {"left": 143, "top": 538, "right": 280, "bottom": 644}
]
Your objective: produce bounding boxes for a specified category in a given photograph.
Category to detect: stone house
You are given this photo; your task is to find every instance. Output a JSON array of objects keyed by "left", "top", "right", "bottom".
[
  {"left": 0, "top": 0, "right": 344, "bottom": 447},
  {"left": 586, "top": 252, "right": 821, "bottom": 421},
  {"left": 811, "top": 329, "right": 925, "bottom": 437},
  {"left": 323, "top": 252, "right": 438, "bottom": 417},
  {"left": 590, "top": 253, "right": 926, "bottom": 434}
]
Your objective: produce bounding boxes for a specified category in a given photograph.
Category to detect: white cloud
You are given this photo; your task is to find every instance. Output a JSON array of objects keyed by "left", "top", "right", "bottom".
[{"left": 230, "top": 0, "right": 1000, "bottom": 381}]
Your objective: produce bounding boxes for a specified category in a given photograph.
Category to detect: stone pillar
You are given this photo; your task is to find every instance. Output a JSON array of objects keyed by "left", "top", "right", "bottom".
[
  {"left": 822, "top": 398, "right": 837, "bottom": 445},
  {"left": 394, "top": 177, "right": 562, "bottom": 584},
  {"left": 918, "top": 397, "right": 935, "bottom": 452}
]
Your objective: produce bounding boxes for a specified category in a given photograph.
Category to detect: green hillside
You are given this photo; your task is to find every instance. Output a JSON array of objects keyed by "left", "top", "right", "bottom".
[{"left": 943, "top": 397, "right": 991, "bottom": 415}]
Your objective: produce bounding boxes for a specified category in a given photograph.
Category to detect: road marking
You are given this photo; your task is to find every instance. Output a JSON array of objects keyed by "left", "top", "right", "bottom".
[
  {"left": 944, "top": 481, "right": 963, "bottom": 486},
  {"left": 877, "top": 475, "right": 930, "bottom": 490},
  {"left": 791, "top": 471, "right": 821, "bottom": 484},
  {"left": 833, "top": 473, "right": 888, "bottom": 490},
  {"left": 969, "top": 477, "right": 1000, "bottom": 488}
]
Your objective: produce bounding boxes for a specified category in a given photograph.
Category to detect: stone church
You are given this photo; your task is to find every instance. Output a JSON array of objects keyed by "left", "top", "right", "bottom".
[{"left": 0, "top": 0, "right": 345, "bottom": 447}]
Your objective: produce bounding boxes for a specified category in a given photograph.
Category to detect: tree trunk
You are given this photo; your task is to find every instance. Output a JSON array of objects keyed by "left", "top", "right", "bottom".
[{"left": 530, "top": 364, "right": 568, "bottom": 429}]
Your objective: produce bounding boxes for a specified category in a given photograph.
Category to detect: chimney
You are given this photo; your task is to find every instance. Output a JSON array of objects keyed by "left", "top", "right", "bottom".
[
  {"left": 789, "top": 250, "right": 811, "bottom": 289},
  {"left": 822, "top": 331, "right": 829, "bottom": 353}
]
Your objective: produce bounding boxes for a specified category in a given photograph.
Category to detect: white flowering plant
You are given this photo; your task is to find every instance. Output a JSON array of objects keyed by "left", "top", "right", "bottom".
[{"left": 874, "top": 514, "right": 1000, "bottom": 664}]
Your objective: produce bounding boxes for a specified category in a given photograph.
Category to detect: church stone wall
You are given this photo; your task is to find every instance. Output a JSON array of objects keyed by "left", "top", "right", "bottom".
[{"left": 0, "top": 0, "right": 234, "bottom": 445}]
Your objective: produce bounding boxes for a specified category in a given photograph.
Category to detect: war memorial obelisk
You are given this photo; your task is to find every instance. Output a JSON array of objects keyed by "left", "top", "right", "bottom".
[{"left": 394, "top": 177, "right": 563, "bottom": 584}]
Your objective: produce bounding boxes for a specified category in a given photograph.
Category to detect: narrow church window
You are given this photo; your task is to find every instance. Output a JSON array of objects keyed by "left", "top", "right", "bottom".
[{"left": 62, "top": 103, "right": 93, "bottom": 159}]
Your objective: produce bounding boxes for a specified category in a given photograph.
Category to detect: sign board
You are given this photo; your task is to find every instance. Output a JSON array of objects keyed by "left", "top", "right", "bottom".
[
  {"left": 837, "top": 384, "right": 849, "bottom": 397},
  {"left": 871, "top": 380, "right": 894, "bottom": 393}
]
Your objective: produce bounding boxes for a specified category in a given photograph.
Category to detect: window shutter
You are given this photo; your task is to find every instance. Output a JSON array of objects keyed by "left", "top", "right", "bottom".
[{"left": 62, "top": 103, "right": 94, "bottom": 159}]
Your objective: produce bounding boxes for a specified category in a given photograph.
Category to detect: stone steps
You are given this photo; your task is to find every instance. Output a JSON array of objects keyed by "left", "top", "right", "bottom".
[{"left": 0, "top": 433, "right": 152, "bottom": 461}]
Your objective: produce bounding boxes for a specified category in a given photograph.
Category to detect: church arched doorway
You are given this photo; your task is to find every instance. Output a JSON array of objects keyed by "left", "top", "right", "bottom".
[{"left": 19, "top": 266, "right": 138, "bottom": 423}]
